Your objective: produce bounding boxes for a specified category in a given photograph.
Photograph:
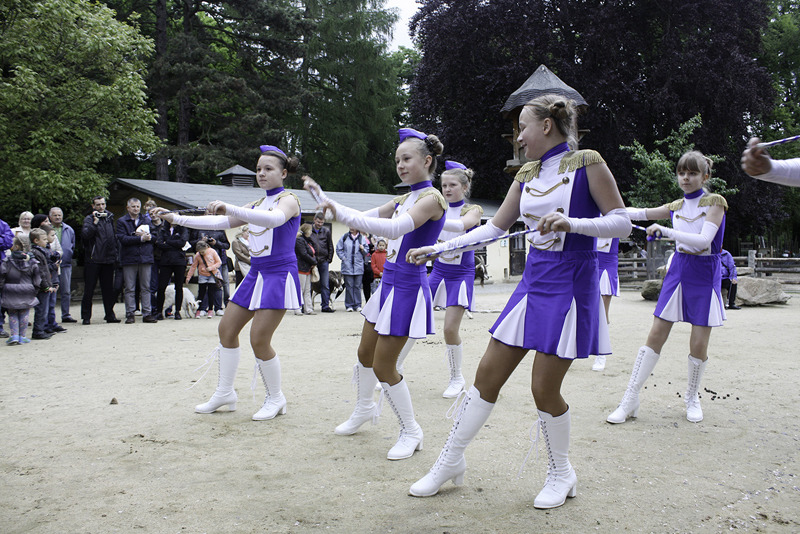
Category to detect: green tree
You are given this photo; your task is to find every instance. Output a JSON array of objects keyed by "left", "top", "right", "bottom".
[
  {"left": 296, "top": 0, "right": 402, "bottom": 193},
  {"left": 623, "top": 115, "right": 737, "bottom": 212},
  {"left": 0, "top": 0, "right": 159, "bottom": 219}
]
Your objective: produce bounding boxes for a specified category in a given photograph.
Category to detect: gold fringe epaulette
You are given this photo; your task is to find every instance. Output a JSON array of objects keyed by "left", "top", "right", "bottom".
[
  {"left": 393, "top": 192, "right": 411, "bottom": 206},
  {"left": 665, "top": 198, "right": 684, "bottom": 211},
  {"left": 514, "top": 150, "right": 605, "bottom": 183},
  {"left": 245, "top": 197, "right": 266, "bottom": 209},
  {"left": 666, "top": 193, "right": 728, "bottom": 212},
  {"left": 277, "top": 191, "right": 301, "bottom": 207},
  {"left": 461, "top": 204, "right": 484, "bottom": 217},
  {"left": 416, "top": 189, "right": 447, "bottom": 211},
  {"left": 558, "top": 150, "right": 605, "bottom": 174},
  {"left": 514, "top": 161, "right": 541, "bottom": 183},
  {"left": 698, "top": 193, "right": 728, "bottom": 210}
]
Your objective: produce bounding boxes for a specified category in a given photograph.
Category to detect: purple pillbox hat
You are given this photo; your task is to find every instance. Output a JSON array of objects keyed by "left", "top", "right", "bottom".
[
  {"left": 260, "top": 145, "right": 287, "bottom": 157},
  {"left": 398, "top": 128, "right": 427, "bottom": 143},
  {"left": 445, "top": 160, "right": 467, "bottom": 171}
]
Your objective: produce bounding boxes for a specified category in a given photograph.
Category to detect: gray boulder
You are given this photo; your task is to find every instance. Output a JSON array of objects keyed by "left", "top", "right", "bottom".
[
  {"left": 641, "top": 279, "right": 663, "bottom": 301},
  {"left": 736, "top": 277, "right": 791, "bottom": 305}
]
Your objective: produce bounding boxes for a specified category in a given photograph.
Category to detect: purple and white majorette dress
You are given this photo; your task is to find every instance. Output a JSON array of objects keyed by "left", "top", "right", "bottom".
[
  {"left": 489, "top": 143, "right": 610, "bottom": 359},
  {"left": 428, "top": 200, "right": 483, "bottom": 310},
  {"left": 175, "top": 187, "right": 302, "bottom": 311},
  {"left": 597, "top": 237, "right": 620, "bottom": 297},
  {"left": 361, "top": 181, "right": 446, "bottom": 338},
  {"left": 653, "top": 190, "right": 727, "bottom": 327}
]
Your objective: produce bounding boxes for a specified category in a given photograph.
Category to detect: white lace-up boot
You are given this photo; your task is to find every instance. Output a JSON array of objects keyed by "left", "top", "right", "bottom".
[
  {"left": 591, "top": 355, "right": 606, "bottom": 371},
  {"left": 442, "top": 344, "right": 466, "bottom": 398},
  {"left": 335, "top": 362, "right": 381, "bottom": 435},
  {"left": 382, "top": 379, "right": 423, "bottom": 460},
  {"left": 195, "top": 346, "right": 239, "bottom": 413},
  {"left": 607, "top": 346, "right": 660, "bottom": 424},
  {"left": 533, "top": 409, "right": 577, "bottom": 509},
  {"left": 252, "top": 356, "right": 287, "bottom": 420},
  {"left": 685, "top": 355, "right": 707, "bottom": 422},
  {"left": 409, "top": 386, "right": 493, "bottom": 497}
]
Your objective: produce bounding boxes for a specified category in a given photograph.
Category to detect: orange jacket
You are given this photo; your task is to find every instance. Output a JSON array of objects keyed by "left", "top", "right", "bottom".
[{"left": 186, "top": 248, "right": 222, "bottom": 280}]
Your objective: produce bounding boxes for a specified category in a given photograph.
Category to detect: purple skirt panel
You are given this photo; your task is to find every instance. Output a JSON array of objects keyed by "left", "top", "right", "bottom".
[
  {"left": 230, "top": 253, "right": 301, "bottom": 311},
  {"left": 489, "top": 248, "right": 610, "bottom": 359},
  {"left": 654, "top": 253, "right": 725, "bottom": 327},
  {"left": 361, "top": 261, "right": 434, "bottom": 339},
  {"left": 597, "top": 250, "right": 619, "bottom": 297},
  {"left": 428, "top": 261, "right": 474, "bottom": 310}
]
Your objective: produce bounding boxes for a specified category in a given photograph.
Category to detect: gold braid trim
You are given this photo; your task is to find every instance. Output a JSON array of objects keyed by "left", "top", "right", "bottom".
[
  {"left": 461, "top": 204, "right": 484, "bottom": 217},
  {"left": 416, "top": 189, "right": 447, "bottom": 211},
  {"left": 698, "top": 193, "right": 728, "bottom": 210},
  {"left": 513, "top": 150, "right": 605, "bottom": 183}
]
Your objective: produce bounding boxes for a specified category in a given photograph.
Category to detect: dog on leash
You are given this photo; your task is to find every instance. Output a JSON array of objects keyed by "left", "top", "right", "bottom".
[
  {"left": 164, "top": 284, "right": 199, "bottom": 318},
  {"left": 310, "top": 270, "right": 345, "bottom": 310}
]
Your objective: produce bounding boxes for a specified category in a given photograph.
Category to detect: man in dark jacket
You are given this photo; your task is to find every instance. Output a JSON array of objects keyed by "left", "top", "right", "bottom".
[
  {"left": 81, "top": 196, "right": 120, "bottom": 324},
  {"left": 117, "top": 197, "right": 156, "bottom": 324},
  {"left": 310, "top": 212, "right": 335, "bottom": 312},
  {"left": 154, "top": 222, "right": 189, "bottom": 320},
  {"left": 188, "top": 228, "right": 230, "bottom": 314}
]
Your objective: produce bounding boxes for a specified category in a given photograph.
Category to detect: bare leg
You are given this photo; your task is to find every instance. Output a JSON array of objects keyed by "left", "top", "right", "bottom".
[
  {"left": 530, "top": 352, "right": 573, "bottom": 415},
  {"left": 217, "top": 302, "right": 254, "bottom": 349},
  {"left": 601, "top": 295, "right": 612, "bottom": 323},
  {"left": 645, "top": 316, "right": 674, "bottom": 354},
  {"left": 249, "top": 308, "right": 287, "bottom": 361},
  {"left": 473, "top": 338, "right": 528, "bottom": 403},
  {"left": 689, "top": 325, "right": 711, "bottom": 361},
  {"left": 442, "top": 305, "right": 466, "bottom": 345}
]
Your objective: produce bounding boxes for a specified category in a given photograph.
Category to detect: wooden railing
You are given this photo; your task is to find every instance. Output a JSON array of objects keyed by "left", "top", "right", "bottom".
[{"left": 618, "top": 254, "right": 800, "bottom": 286}]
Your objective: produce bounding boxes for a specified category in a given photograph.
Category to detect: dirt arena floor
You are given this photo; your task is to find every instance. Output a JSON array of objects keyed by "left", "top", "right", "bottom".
[{"left": 2, "top": 284, "right": 798, "bottom": 533}]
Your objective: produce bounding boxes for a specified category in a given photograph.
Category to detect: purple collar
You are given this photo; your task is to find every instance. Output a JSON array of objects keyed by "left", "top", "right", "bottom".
[
  {"left": 449, "top": 199, "right": 465, "bottom": 207},
  {"left": 266, "top": 186, "right": 285, "bottom": 197},
  {"left": 684, "top": 189, "right": 704, "bottom": 200},
  {"left": 410, "top": 180, "right": 432, "bottom": 191},
  {"left": 540, "top": 142, "right": 570, "bottom": 164}
]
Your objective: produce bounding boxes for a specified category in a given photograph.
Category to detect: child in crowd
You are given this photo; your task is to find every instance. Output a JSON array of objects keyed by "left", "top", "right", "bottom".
[
  {"left": 0, "top": 235, "right": 44, "bottom": 344},
  {"left": 370, "top": 238, "right": 387, "bottom": 294},
  {"left": 30, "top": 228, "right": 58, "bottom": 340},
  {"left": 43, "top": 225, "right": 66, "bottom": 334},
  {"left": 185, "top": 241, "right": 222, "bottom": 319}
]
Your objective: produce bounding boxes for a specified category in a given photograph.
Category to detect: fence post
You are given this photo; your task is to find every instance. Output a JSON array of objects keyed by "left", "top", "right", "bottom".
[{"left": 748, "top": 250, "right": 756, "bottom": 276}]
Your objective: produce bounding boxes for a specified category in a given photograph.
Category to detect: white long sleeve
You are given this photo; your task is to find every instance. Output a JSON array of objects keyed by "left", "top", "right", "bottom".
[
  {"left": 658, "top": 220, "right": 719, "bottom": 249},
  {"left": 626, "top": 207, "right": 649, "bottom": 221},
  {"left": 170, "top": 214, "right": 236, "bottom": 230},
  {"left": 755, "top": 158, "right": 800, "bottom": 187},
  {"left": 431, "top": 220, "right": 505, "bottom": 255},
  {"left": 442, "top": 218, "right": 466, "bottom": 232},
  {"left": 564, "top": 208, "right": 632, "bottom": 238},
  {"left": 225, "top": 204, "right": 286, "bottom": 229},
  {"left": 333, "top": 201, "right": 415, "bottom": 239}
]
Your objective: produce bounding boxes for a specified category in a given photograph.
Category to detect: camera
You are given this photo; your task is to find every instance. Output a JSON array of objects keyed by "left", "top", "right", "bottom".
[{"left": 93, "top": 211, "right": 108, "bottom": 218}]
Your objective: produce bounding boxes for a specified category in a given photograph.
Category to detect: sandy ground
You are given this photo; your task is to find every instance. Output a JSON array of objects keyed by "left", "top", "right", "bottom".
[{"left": 2, "top": 283, "right": 799, "bottom": 534}]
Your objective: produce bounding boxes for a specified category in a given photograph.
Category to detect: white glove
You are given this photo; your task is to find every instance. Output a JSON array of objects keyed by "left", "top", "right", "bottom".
[{"left": 564, "top": 208, "right": 632, "bottom": 238}]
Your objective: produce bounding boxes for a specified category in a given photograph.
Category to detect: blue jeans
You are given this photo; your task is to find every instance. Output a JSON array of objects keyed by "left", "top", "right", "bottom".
[
  {"left": 343, "top": 274, "right": 362, "bottom": 310},
  {"left": 46, "top": 290, "right": 58, "bottom": 329},
  {"left": 33, "top": 290, "right": 50, "bottom": 335},
  {"left": 317, "top": 261, "right": 331, "bottom": 310},
  {"left": 59, "top": 264, "right": 73, "bottom": 319}
]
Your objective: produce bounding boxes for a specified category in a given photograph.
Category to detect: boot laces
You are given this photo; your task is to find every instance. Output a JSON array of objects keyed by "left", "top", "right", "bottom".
[
  {"left": 186, "top": 345, "right": 220, "bottom": 390},
  {"left": 517, "top": 419, "right": 542, "bottom": 478},
  {"left": 431, "top": 391, "right": 469, "bottom": 474}
]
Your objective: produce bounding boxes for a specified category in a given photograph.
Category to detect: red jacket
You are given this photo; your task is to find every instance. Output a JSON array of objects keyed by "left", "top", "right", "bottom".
[{"left": 371, "top": 250, "right": 387, "bottom": 278}]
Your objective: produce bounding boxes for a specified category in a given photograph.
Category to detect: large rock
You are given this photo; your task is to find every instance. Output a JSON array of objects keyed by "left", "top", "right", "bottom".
[
  {"left": 641, "top": 279, "right": 662, "bottom": 301},
  {"left": 736, "top": 277, "right": 791, "bottom": 305}
]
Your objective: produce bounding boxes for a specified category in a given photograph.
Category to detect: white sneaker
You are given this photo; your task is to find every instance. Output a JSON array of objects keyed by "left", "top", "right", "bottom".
[
  {"left": 216, "top": 309, "right": 224, "bottom": 316},
  {"left": 134, "top": 310, "right": 142, "bottom": 316},
  {"left": 356, "top": 306, "right": 362, "bottom": 312},
  {"left": 346, "top": 308, "right": 354, "bottom": 312}
]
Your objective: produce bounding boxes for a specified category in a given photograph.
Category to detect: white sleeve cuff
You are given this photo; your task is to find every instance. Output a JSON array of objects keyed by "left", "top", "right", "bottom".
[
  {"left": 757, "top": 158, "right": 800, "bottom": 187},
  {"left": 565, "top": 208, "right": 632, "bottom": 238},
  {"left": 431, "top": 220, "right": 505, "bottom": 254},
  {"left": 626, "top": 207, "right": 649, "bottom": 221}
]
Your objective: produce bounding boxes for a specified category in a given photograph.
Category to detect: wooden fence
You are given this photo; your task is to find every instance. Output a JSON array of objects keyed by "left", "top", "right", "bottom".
[{"left": 618, "top": 254, "right": 800, "bottom": 286}]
